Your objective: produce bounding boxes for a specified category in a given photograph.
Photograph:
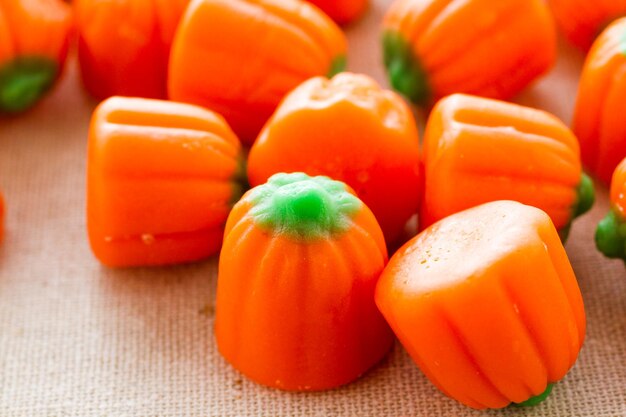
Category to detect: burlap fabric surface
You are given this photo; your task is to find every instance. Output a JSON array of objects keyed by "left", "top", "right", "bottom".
[{"left": 0, "top": 1, "right": 625, "bottom": 415}]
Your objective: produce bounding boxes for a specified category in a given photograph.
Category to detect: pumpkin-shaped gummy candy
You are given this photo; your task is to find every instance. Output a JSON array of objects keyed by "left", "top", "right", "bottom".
[
  {"left": 75, "top": 0, "right": 190, "bottom": 99},
  {"left": 376, "top": 201, "right": 586, "bottom": 409},
  {"left": 0, "top": 0, "right": 72, "bottom": 113},
  {"left": 215, "top": 173, "right": 394, "bottom": 391},
  {"left": 421, "top": 94, "right": 594, "bottom": 239},
  {"left": 573, "top": 17, "right": 626, "bottom": 184},
  {"left": 87, "top": 97, "right": 243, "bottom": 267},
  {"left": 382, "top": 0, "right": 556, "bottom": 106},
  {"left": 247, "top": 73, "right": 421, "bottom": 244},
  {"left": 168, "top": 0, "right": 347, "bottom": 144}
]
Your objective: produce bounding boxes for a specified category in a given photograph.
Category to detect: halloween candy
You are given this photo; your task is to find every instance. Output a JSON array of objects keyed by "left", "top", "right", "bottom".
[
  {"left": 382, "top": 0, "right": 556, "bottom": 106},
  {"left": 215, "top": 173, "right": 393, "bottom": 391},
  {"left": 376, "top": 201, "right": 586, "bottom": 409},
  {"left": 247, "top": 73, "right": 421, "bottom": 244},
  {"left": 87, "top": 96, "right": 243, "bottom": 267},
  {"left": 169, "top": 0, "right": 347, "bottom": 144}
]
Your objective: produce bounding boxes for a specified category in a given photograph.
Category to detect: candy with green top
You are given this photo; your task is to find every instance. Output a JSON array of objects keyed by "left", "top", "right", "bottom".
[
  {"left": 328, "top": 56, "right": 347, "bottom": 78},
  {"left": 595, "top": 158, "right": 626, "bottom": 262},
  {"left": 381, "top": 0, "right": 556, "bottom": 106},
  {"left": 215, "top": 171, "right": 392, "bottom": 392},
  {"left": 248, "top": 173, "right": 362, "bottom": 241},
  {"left": 382, "top": 32, "right": 430, "bottom": 105},
  {"left": 0, "top": 57, "right": 59, "bottom": 113},
  {"left": 560, "top": 173, "right": 596, "bottom": 241},
  {"left": 0, "top": 0, "right": 71, "bottom": 114},
  {"left": 596, "top": 210, "right": 626, "bottom": 261},
  {"left": 513, "top": 384, "right": 554, "bottom": 407}
]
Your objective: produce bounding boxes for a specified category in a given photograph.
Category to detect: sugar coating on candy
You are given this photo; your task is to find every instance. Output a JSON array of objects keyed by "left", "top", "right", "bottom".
[
  {"left": 248, "top": 173, "right": 362, "bottom": 241},
  {"left": 391, "top": 201, "right": 546, "bottom": 293}
]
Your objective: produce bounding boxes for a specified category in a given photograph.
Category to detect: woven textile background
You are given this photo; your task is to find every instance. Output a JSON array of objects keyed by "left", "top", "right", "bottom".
[{"left": 0, "top": 1, "right": 625, "bottom": 415}]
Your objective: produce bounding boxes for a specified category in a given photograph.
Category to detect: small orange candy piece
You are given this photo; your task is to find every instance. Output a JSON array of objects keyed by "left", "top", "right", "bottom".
[
  {"left": 75, "top": 0, "right": 190, "bottom": 99},
  {"left": 0, "top": 0, "right": 72, "bottom": 113},
  {"left": 215, "top": 173, "right": 394, "bottom": 391},
  {"left": 376, "top": 200, "right": 586, "bottom": 409},
  {"left": 573, "top": 17, "right": 626, "bottom": 184},
  {"left": 247, "top": 73, "right": 422, "bottom": 244},
  {"left": 87, "top": 97, "right": 243, "bottom": 267},
  {"left": 382, "top": 0, "right": 556, "bottom": 106},
  {"left": 421, "top": 94, "right": 592, "bottom": 234},
  {"left": 547, "top": 0, "right": 626, "bottom": 51},
  {"left": 168, "top": 0, "right": 347, "bottom": 145}
]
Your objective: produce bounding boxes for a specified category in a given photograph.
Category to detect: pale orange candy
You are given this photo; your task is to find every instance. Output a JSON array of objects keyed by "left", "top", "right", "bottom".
[
  {"left": 421, "top": 94, "right": 585, "bottom": 233},
  {"left": 87, "top": 97, "right": 242, "bottom": 267},
  {"left": 376, "top": 201, "right": 586, "bottom": 409},
  {"left": 168, "top": 0, "right": 347, "bottom": 145},
  {"left": 382, "top": 0, "right": 556, "bottom": 105},
  {"left": 573, "top": 17, "right": 626, "bottom": 184}
]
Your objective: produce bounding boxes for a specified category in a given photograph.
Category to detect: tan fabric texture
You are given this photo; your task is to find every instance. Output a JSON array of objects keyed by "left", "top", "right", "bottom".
[{"left": 0, "top": 1, "right": 625, "bottom": 415}]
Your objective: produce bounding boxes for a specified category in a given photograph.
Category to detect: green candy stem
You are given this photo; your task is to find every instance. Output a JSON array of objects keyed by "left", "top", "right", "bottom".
[
  {"left": 0, "top": 56, "right": 58, "bottom": 113},
  {"left": 328, "top": 55, "right": 347, "bottom": 78},
  {"left": 573, "top": 173, "right": 595, "bottom": 218},
  {"left": 596, "top": 209, "right": 626, "bottom": 261},
  {"left": 248, "top": 173, "right": 362, "bottom": 241},
  {"left": 560, "top": 173, "right": 596, "bottom": 242},
  {"left": 382, "top": 31, "right": 430, "bottom": 105},
  {"left": 513, "top": 383, "right": 554, "bottom": 407}
]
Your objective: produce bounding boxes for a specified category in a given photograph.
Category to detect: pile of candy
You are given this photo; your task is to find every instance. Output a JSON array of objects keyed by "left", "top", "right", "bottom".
[{"left": 1, "top": 0, "right": 625, "bottom": 411}]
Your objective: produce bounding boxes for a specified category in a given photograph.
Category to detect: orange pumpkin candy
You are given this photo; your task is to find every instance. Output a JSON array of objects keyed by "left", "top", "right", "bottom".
[
  {"left": 547, "top": 0, "right": 626, "bottom": 51},
  {"left": 596, "top": 157, "right": 626, "bottom": 262},
  {"left": 376, "top": 201, "right": 586, "bottom": 409},
  {"left": 215, "top": 173, "right": 394, "bottom": 391},
  {"left": 382, "top": 0, "right": 556, "bottom": 106},
  {"left": 573, "top": 17, "right": 626, "bottom": 184},
  {"left": 247, "top": 73, "right": 421, "bottom": 244},
  {"left": 0, "top": 0, "right": 72, "bottom": 113},
  {"left": 75, "top": 0, "right": 190, "bottom": 99},
  {"left": 307, "top": 0, "right": 367, "bottom": 25},
  {"left": 87, "top": 97, "right": 243, "bottom": 267},
  {"left": 168, "top": 0, "right": 347, "bottom": 145},
  {"left": 421, "top": 94, "right": 594, "bottom": 237}
]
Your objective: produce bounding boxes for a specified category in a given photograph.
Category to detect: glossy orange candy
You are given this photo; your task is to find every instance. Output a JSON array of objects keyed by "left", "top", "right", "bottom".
[
  {"left": 573, "top": 17, "right": 626, "bottom": 184},
  {"left": 0, "top": 0, "right": 72, "bottom": 113},
  {"left": 75, "top": 0, "right": 189, "bottom": 99},
  {"left": 247, "top": 73, "right": 421, "bottom": 244},
  {"left": 168, "top": 0, "right": 347, "bottom": 145},
  {"left": 382, "top": 0, "right": 556, "bottom": 106},
  {"left": 215, "top": 173, "right": 393, "bottom": 391},
  {"left": 376, "top": 200, "right": 586, "bottom": 409},
  {"left": 547, "top": 0, "right": 626, "bottom": 50},
  {"left": 307, "top": 0, "right": 367, "bottom": 25},
  {"left": 421, "top": 94, "right": 593, "bottom": 235},
  {"left": 87, "top": 97, "right": 243, "bottom": 267}
]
